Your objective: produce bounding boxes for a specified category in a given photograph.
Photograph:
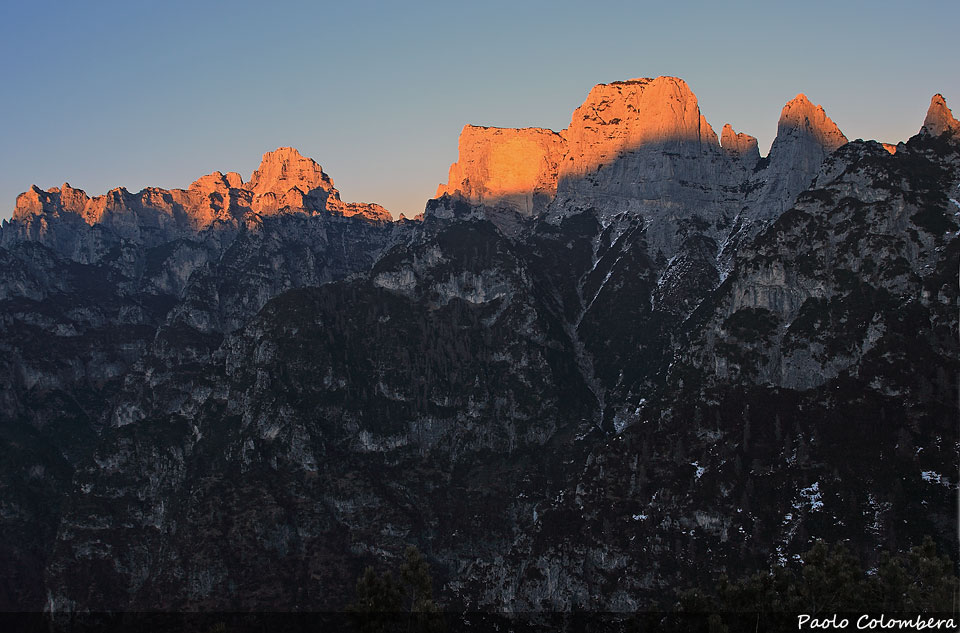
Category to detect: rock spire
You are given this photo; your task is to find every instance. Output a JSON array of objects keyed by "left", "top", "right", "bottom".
[{"left": 921, "top": 94, "right": 959, "bottom": 138}]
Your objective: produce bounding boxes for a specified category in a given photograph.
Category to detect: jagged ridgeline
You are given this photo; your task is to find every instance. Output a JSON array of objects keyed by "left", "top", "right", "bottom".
[{"left": 0, "top": 76, "right": 956, "bottom": 611}]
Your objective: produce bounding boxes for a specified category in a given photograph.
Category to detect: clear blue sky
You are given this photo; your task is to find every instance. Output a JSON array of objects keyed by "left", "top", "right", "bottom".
[{"left": 1, "top": 0, "right": 957, "bottom": 220}]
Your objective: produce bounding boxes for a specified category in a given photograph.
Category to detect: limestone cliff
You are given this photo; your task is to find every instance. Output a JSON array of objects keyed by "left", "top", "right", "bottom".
[
  {"left": 435, "top": 77, "right": 850, "bottom": 264},
  {"left": 921, "top": 94, "right": 960, "bottom": 139},
  {"left": 437, "top": 77, "right": 727, "bottom": 221},
  {"left": 746, "top": 94, "right": 848, "bottom": 221},
  {"left": 557, "top": 76, "right": 719, "bottom": 186},
  {"left": 720, "top": 123, "right": 760, "bottom": 163},
  {"left": 436, "top": 126, "right": 566, "bottom": 216}
]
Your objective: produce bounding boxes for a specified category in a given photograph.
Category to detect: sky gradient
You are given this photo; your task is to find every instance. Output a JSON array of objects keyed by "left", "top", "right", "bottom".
[{"left": 1, "top": 0, "right": 957, "bottom": 220}]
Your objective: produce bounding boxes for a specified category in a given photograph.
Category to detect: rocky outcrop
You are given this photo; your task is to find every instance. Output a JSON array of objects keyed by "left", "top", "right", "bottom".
[
  {"left": 245, "top": 147, "right": 331, "bottom": 215},
  {"left": 549, "top": 77, "right": 741, "bottom": 263},
  {"left": 679, "top": 106, "right": 960, "bottom": 391},
  {"left": 436, "top": 126, "right": 566, "bottom": 216},
  {"left": 720, "top": 123, "right": 760, "bottom": 164},
  {"left": 746, "top": 94, "right": 848, "bottom": 221},
  {"left": 242, "top": 147, "right": 391, "bottom": 220},
  {"left": 246, "top": 147, "right": 333, "bottom": 199},
  {"left": 775, "top": 94, "right": 847, "bottom": 152},
  {"left": 437, "top": 77, "right": 732, "bottom": 234},
  {"left": 921, "top": 94, "right": 960, "bottom": 139},
  {"left": 557, "top": 77, "right": 720, "bottom": 186},
  {"left": 437, "top": 78, "right": 849, "bottom": 265},
  {"left": 12, "top": 177, "right": 245, "bottom": 231}
]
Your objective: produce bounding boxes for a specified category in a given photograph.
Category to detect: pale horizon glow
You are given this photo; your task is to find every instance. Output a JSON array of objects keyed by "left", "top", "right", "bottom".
[{"left": 1, "top": 1, "right": 957, "bottom": 221}]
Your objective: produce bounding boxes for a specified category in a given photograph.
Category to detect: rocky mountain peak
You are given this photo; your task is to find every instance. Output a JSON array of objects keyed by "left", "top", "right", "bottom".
[
  {"left": 189, "top": 171, "right": 243, "bottom": 193},
  {"left": 740, "top": 93, "right": 851, "bottom": 221},
  {"left": 245, "top": 147, "right": 335, "bottom": 199},
  {"left": 435, "top": 76, "right": 725, "bottom": 219},
  {"left": 12, "top": 185, "right": 52, "bottom": 220},
  {"left": 720, "top": 123, "right": 760, "bottom": 162},
  {"left": 561, "top": 76, "right": 719, "bottom": 172},
  {"left": 921, "top": 94, "right": 959, "bottom": 138},
  {"left": 776, "top": 93, "right": 847, "bottom": 151},
  {"left": 13, "top": 183, "right": 92, "bottom": 221},
  {"left": 3, "top": 73, "right": 957, "bottom": 616}
]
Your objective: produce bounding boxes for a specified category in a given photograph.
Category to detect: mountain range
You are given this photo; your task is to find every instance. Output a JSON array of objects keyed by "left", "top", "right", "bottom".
[{"left": 0, "top": 76, "right": 957, "bottom": 612}]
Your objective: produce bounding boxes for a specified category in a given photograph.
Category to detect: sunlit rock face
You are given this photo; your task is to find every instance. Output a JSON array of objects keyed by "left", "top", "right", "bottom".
[
  {"left": 776, "top": 94, "right": 848, "bottom": 150},
  {"left": 557, "top": 76, "right": 719, "bottom": 186},
  {"left": 246, "top": 147, "right": 332, "bottom": 215},
  {"left": 437, "top": 126, "right": 566, "bottom": 216},
  {"left": 12, "top": 174, "right": 248, "bottom": 232},
  {"left": 243, "top": 147, "right": 392, "bottom": 220},
  {"left": 6, "top": 146, "right": 391, "bottom": 244},
  {"left": 921, "top": 93, "right": 960, "bottom": 139},
  {"left": 551, "top": 77, "right": 739, "bottom": 263},
  {"left": 1, "top": 147, "right": 399, "bottom": 300},
  {"left": 437, "top": 77, "right": 729, "bottom": 224},
  {"left": 436, "top": 77, "right": 853, "bottom": 263},
  {"left": 721, "top": 123, "right": 760, "bottom": 163},
  {"left": 746, "top": 94, "right": 848, "bottom": 221},
  {"left": 246, "top": 147, "right": 333, "bottom": 199}
]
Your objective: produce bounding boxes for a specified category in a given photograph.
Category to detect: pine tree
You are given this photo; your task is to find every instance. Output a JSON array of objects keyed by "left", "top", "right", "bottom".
[
  {"left": 349, "top": 546, "right": 441, "bottom": 630},
  {"left": 351, "top": 566, "right": 403, "bottom": 612},
  {"left": 399, "top": 546, "right": 438, "bottom": 613}
]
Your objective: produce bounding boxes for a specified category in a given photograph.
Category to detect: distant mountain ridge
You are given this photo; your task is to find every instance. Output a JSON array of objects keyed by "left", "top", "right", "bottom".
[{"left": 4, "top": 146, "right": 390, "bottom": 248}]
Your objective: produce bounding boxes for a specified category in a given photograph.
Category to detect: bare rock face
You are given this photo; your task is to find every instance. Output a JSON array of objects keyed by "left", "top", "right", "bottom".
[
  {"left": 186, "top": 171, "right": 253, "bottom": 226},
  {"left": 245, "top": 147, "right": 332, "bottom": 196},
  {"left": 921, "top": 94, "right": 960, "bottom": 139},
  {"left": 776, "top": 94, "right": 847, "bottom": 151},
  {"left": 436, "top": 77, "right": 746, "bottom": 260},
  {"left": 12, "top": 177, "right": 249, "bottom": 232},
  {"left": 558, "top": 76, "right": 719, "bottom": 187},
  {"left": 435, "top": 81, "right": 853, "bottom": 264},
  {"left": 436, "top": 126, "right": 566, "bottom": 216},
  {"left": 245, "top": 147, "right": 335, "bottom": 215},
  {"left": 747, "top": 94, "right": 848, "bottom": 220},
  {"left": 549, "top": 77, "right": 744, "bottom": 261},
  {"left": 340, "top": 201, "right": 393, "bottom": 221},
  {"left": 4, "top": 147, "right": 394, "bottom": 255},
  {"left": 242, "top": 147, "right": 391, "bottom": 221},
  {"left": 434, "top": 78, "right": 856, "bottom": 270},
  {"left": 720, "top": 123, "right": 760, "bottom": 163},
  {"left": 437, "top": 78, "right": 728, "bottom": 223},
  {"left": 13, "top": 183, "right": 92, "bottom": 221}
]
